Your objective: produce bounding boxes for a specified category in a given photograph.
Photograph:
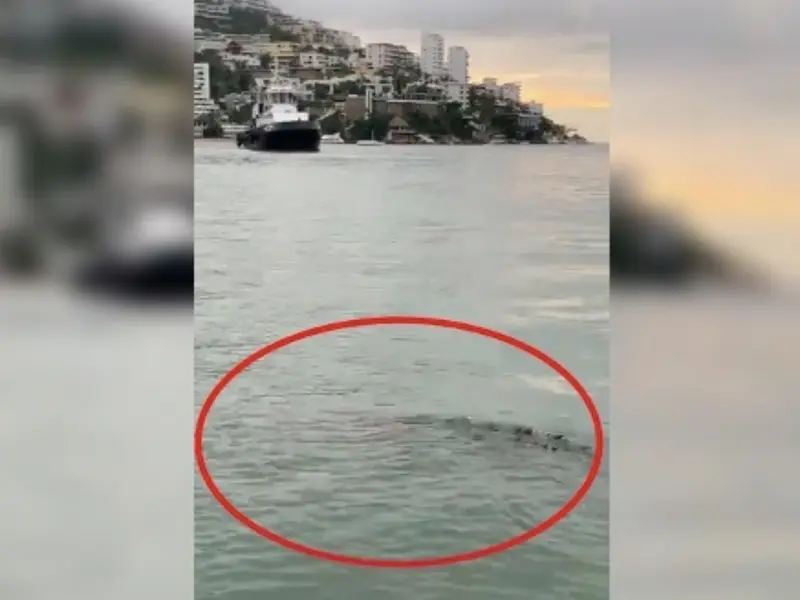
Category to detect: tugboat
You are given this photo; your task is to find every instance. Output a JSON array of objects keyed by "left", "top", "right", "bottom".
[{"left": 237, "top": 65, "right": 320, "bottom": 152}]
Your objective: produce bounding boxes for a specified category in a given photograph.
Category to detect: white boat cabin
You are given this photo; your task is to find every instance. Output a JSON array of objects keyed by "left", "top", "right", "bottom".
[{"left": 252, "top": 75, "right": 310, "bottom": 125}]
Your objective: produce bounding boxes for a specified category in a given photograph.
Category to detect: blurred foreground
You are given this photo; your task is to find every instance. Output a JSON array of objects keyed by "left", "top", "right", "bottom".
[
  {"left": 0, "top": 3, "right": 193, "bottom": 600},
  {"left": 612, "top": 169, "right": 799, "bottom": 599},
  {"left": 610, "top": 170, "right": 769, "bottom": 289},
  {"left": 0, "top": 1, "right": 192, "bottom": 302}
]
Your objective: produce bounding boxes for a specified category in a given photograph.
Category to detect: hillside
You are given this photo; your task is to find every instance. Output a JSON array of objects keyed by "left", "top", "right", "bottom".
[{"left": 195, "top": 7, "right": 301, "bottom": 41}]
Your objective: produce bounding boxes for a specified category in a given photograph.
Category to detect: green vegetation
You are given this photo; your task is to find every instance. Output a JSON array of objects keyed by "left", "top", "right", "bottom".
[
  {"left": 318, "top": 113, "right": 346, "bottom": 135},
  {"left": 348, "top": 115, "right": 391, "bottom": 141},
  {"left": 333, "top": 80, "right": 367, "bottom": 97},
  {"left": 195, "top": 9, "right": 300, "bottom": 41},
  {"left": 490, "top": 112, "right": 521, "bottom": 141},
  {"left": 228, "top": 103, "right": 254, "bottom": 124},
  {"left": 195, "top": 51, "right": 254, "bottom": 99},
  {"left": 403, "top": 106, "right": 467, "bottom": 139},
  {"left": 197, "top": 114, "right": 225, "bottom": 138},
  {"left": 312, "top": 83, "right": 332, "bottom": 101}
]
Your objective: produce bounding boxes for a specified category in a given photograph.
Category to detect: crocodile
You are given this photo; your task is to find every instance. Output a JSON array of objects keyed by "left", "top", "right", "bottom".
[{"left": 388, "top": 415, "right": 594, "bottom": 455}]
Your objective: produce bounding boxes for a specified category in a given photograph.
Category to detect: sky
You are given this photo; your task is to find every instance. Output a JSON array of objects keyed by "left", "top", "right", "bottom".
[
  {"left": 613, "top": 0, "right": 799, "bottom": 220},
  {"left": 273, "top": 0, "right": 610, "bottom": 141}
]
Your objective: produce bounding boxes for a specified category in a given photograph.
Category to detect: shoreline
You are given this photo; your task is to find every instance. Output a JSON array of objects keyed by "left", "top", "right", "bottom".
[{"left": 193, "top": 137, "right": 596, "bottom": 146}]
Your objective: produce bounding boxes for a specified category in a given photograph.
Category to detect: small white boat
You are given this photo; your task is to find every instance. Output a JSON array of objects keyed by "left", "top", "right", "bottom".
[
  {"left": 356, "top": 129, "right": 384, "bottom": 146},
  {"left": 321, "top": 134, "right": 344, "bottom": 144}
]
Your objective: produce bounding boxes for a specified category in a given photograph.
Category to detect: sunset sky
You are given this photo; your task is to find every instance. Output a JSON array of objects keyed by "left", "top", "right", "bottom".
[
  {"left": 275, "top": 0, "right": 610, "bottom": 141},
  {"left": 614, "top": 0, "right": 799, "bottom": 221}
]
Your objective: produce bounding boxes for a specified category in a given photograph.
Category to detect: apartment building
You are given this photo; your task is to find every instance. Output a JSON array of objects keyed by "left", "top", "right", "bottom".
[
  {"left": 193, "top": 62, "right": 218, "bottom": 117},
  {"left": 527, "top": 102, "right": 543, "bottom": 116},
  {"left": 194, "top": 29, "right": 227, "bottom": 52},
  {"left": 220, "top": 53, "right": 261, "bottom": 69},
  {"left": 194, "top": 63, "right": 210, "bottom": 101},
  {"left": 447, "top": 46, "right": 469, "bottom": 84},
  {"left": 479, "top": 77, "right": 499, "bottom": 96},
  {"left": 446, "top": 83, "right": 469, "bottom": 105},
  {"left": 500, "top": 82, "right": 521, "bottom": 103},
  {"left": 420, "top": 32, "right": 445, "bottom": 76},
  {"left": 365, "top": 43, "right": 415, "bottom": 70},
  {"left": 475, "top": 78, "right": 520, "bottom": 102},
  {"left": 297, "top": 52, "right": 345, "bottom": 70},
  {"left": 334, "top": 31, "right": 362, "bottom": 49},
  {"left": 263, "top": 41, "right": 300, "bottom": 57}
]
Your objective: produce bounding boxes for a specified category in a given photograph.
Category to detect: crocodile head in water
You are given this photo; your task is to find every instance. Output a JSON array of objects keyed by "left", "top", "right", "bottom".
[{"left": 390, "top": 415, "right": 594, "bottom": 455}]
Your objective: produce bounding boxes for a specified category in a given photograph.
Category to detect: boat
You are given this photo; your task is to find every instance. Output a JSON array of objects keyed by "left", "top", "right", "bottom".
[
  {"left": 321, "top": 133, "right": 345, "bottom": 144},
  {"left": 356, "top": 129, "right": 384, "bottom": 146},
  {"left": 237, "top": 66, "right": 320, "bottom": 152}
]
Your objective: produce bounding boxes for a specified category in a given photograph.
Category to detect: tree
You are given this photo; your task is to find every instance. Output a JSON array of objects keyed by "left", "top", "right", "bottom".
[
  {"left": 334, "top": 80, "right": 365, "bottom": 96},
  {"left": 489, "top": 111, "right": 520, "bottom": 141},
  {"left": 349, "top": 115, "right": 391, "bottom": 140},
  {"left": 319, "top": 112, "right": 345, "bottom": 135},
  {"left": 476, "top": 92, "right": 496, "bottom": 123},
  {"left": 228, "top": 103, "right": 254, "bottom": 124},
  {"left": 539, "top": 115, "right": 566, "bottom": 138},
  {"left": 405, "top": 110, "right": 447, "bottom": 138},
  {"left": 197, "top": 8, "right": 300, "bottom": 41},
  {"left": 467, "top": 85, "right": 479, "bottom": 108},
  {"left": 233, "top": 70, "right": 255, "bottom": 93},
  {"left": 267, "top": 26, "right": 301, "bottom": 42},
  {"left": 198, "top": 113, "right": 224, "bottom": 138},
  {"left": 259, "top": 53, "right": 272, "bottom": 69},
  {"left": 227, "top": 41, "right": 242, "bottom": 55},
  {"left": 195, "top": 50, "right": 255, "bottom": 99},
  {"left": 442, "top": 102, "right": 471, "bottom": 140},
  {"left": 312, "top": 83, "right": 330, "bottom": 101}
]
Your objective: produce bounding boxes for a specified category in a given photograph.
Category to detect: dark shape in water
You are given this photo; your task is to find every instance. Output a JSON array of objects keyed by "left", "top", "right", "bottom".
[
  {"left": 394, "top": 415, "right": 594, "bottom": 455},
  {"left": 237, "top": 121, "right": 321, "bottom": 152},
  {"left": 610, "top": 172, "right": 762, "bottom": 287},
  {"left": 75, "top": 205, "right": 193, "bottom": 302}
]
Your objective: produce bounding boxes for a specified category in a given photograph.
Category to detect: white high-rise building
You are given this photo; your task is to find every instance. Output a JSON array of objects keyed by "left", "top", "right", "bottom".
[
  {"left": 193, "top": 62, "right": 217, "bottom": 118},
  {"left": 194, "top": 63, "right": 210, "bottom": 101},
  {"left": 365, "top": 43, "right": 415, "bottom": 70},
  {"left": 501, "top": 82, "right": 522, "bottom": 104},
  {"left": 420, "top": 32, "right": 445, "bottom": 77},
  {"left": 447, "top": 46, "right": 469, "bottom": 83}
]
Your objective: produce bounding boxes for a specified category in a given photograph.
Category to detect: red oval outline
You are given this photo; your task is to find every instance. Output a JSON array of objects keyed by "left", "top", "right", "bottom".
[{"left": 195, "top": 315, "right": 605, "bottom": 569}]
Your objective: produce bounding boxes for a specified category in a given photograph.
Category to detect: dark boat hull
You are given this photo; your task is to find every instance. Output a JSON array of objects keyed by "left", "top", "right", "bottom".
[{"left": 237, "top": 121, "right": 321, "bottom": 152}]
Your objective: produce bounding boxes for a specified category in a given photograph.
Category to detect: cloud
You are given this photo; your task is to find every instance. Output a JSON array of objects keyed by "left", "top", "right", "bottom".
[
  {"left": 278, "top": 0, "right": 608, "bottom": 39},
  {"left": 572, "top": 36, "right": 609, "bottom": 55},
  {"left": 613, "top": 0, "right": 800, "bottom": 71},
  {"left": 613, "top": 0, "right": 800, "bottom": 222}
]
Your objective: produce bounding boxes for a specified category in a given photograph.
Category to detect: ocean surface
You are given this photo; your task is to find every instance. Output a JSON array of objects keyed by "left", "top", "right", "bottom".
[{"left": 194, "top": 141, "right": 609, "bottom": 599}]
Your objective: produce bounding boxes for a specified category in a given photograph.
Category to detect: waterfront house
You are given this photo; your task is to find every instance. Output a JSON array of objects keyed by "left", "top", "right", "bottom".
[{"left": 386, "top": 116, "right": 416, "bottom": 144}]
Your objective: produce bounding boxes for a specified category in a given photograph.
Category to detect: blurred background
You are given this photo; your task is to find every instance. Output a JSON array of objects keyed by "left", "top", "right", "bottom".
[
  {"left": 611, "top": 0, "right": 800, "bottom": 598},
  {"left": 0, "top": 1, "right": 193, "bottom": 599},
  {"left": 2, "top": 0, "right": 798, "bottom": 597}
]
